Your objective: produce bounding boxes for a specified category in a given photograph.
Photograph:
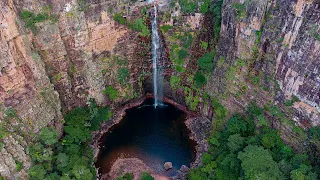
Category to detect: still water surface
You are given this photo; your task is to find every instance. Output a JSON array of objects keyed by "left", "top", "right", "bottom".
[{"left": 96, "top": 99, "right": 196, "bottom": 175}]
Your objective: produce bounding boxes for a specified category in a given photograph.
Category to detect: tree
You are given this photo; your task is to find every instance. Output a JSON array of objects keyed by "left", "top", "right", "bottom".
[
  {"left": 188, "top": 169, "right": 207, "bottom": 180},
  {"left": 290, "top": 164, "right": 317, "bottom": 180},
  {"left": 28, "top": 142, "right": 53, "bottom": 163},
  {"left": 226, "top": 115, "right": 247, "bottom": 135},
  {"left": 238, "top": 145, "right": 283, "bottom": 180},
  {"left": 215, "top": 153, "right": 241, "bottom": 180},
  {"left": 72, "top": 165, "right": 93, "bottom": 180},
  {"left": 28, "top": 164, "right": 47, "bottom": 180},
  {"left": 56, "top": 153, "right": 68, "bottom": 171},
  {"left": 40, "top": 127, "right": 59, "bottom": 145},
  {"left": 260, "top": 129, "right": 281, "bottom": 149},
  {"left": 227, "top": 134, "right": 245, "bottom": 152}
]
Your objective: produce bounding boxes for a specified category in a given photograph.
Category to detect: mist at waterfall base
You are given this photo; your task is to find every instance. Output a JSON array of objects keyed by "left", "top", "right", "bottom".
[{"left": 96, "top": 99, "right": 196, "bottom": 176}]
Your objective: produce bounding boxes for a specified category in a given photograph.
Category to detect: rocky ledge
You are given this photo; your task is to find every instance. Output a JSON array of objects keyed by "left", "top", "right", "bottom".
[{"left": 106, "top": 158, "right": 169, "bottom": 180}]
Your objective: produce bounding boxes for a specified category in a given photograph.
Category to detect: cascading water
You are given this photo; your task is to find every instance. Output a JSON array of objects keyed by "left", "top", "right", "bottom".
[{"left": 150, "top": 3, "right": 163, "bottom": 108}]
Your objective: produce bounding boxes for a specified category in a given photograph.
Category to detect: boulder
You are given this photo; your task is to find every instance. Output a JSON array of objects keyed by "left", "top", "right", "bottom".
[
  {"left": 180, "top": 165, "right": 189, "bottom": 173},
  {"left": 164, "top": 162, "right": 173, "bottom": 171}
]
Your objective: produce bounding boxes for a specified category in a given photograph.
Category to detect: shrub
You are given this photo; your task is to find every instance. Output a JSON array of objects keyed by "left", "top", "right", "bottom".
[
  {"left": 194, "top": 72, "right": 207, "bottom": 88},
  {"left": 116, "top": 173, "right": 134, "bottom": 180},
  {"left": 200, "top": 0, "right": 210, "bottom": 14},
  {"left": 103, "top": 86, "right": 119, "bottom": 101},
  {"left": 77, "top": 0, "right": 89, "bottom": 11},
  {"left": 20, "top": 10, "right": 57, "bottom": 33},
  {"left": 15, "top": 160, "right": 23, "bottom": 171},
  {"left": 113, "top": 13, "right": 126, "bottom": 25},
  {"left": 178, "top": 49, "right": 188, "bottom": 60},
  {"left": 117, "top": 68, "right": 129, "bottom": 84},
  {"left": 209, "top": 0, "right": 223, "bottom": 42},
  {"left": 309, "top": 127, "right": 320, "bottom": 140},
  {"left": 170, "top": 75, "right": 181, "bottom": 90},
  {"left": 255, "top": 30, "right": 262, "bottom": 44},
  {"left": 232, "top": 3, "right": 246, "bottom": 19},
  {"left": 129, "top": 18, "right": 150, "bottom": 36},
  {"left": 160, "top": 25, "right": 172, "bottom": 34},
  {"left": 139, "top": 172, "right": 154, "bottom": 180},
  {"left": 200, "top": 41, "right": 208, "bottom": 49},
  {"left": 198, "top": 52, "right": 214, "bottom": 73},
  {"left": 284, "top": 95, "right": 300, "bottom": 106},
  {"left": 179, "top": 0, "right": 198, "bottom": 14},
  {"left": 211, "top": 98, "right": 227, "bottom": 120}
]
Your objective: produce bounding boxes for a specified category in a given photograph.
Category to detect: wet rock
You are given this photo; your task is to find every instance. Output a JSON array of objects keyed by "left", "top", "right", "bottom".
[
  {"left": 164, "top": 162, "right": 173, "bottom": 170},
  {"left": 180, "top": 165, "right": 189, "bottom": 173}
]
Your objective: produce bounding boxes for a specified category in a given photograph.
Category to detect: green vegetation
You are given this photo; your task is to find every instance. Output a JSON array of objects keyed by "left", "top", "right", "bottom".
[
  {"left": 28, "top": 100, "right": 111, "bottom": 180},
  {"left": 194, "top": 72, "right": 206, "bottom": 88},
  {"left": 113, "top": 13, "right": 126, "bottom": 25},
  {"left": 39, "top": 127, "right": 59, "bottom": 145},
  {"left": 188, "top": 103, "right": 320, "bottom": 180},
  {"left": 128, "top": 18, "right": 150, "bottom": 37},
  {"left": 255, "top": 30, "right": 263, "bottom": 44},
  {"left": 184, "top": 87, "right": 200, "bottom": 111},
  {"left": 209, "top": 0, "right": 223, "bottom": 42},
  {"left": 103, "top": 86, "right": 119, "bottom": 101},
  {"left": 211, "top": 98, "right": 228, "bottom": 131},
  {"left": 15, "top": 160, "right": 23, "bottom": 171},
  {"left": 139, "top": 172, "right": 154, "bottom": 180},
  {"left": 117, "top": 68, "right": 129, "bottom": 85},
  {"left": 113, "top": 13, "right": 150, "bottom": 37},
  {"left": 200, "top": 41, "right": 208, "bottom": 49},
  {"left": 20, "top": 9, "right": 57, "bottom": 33},
  {"left": 309, "top": 127, "right": 320, "bottom": 140},
  {"left": 232, "top": 3, "right": 246, "bottom": 19},
  {"left": 310, "top": 27, "right": 320, "bottom": 41},
  {"left": 284, "top": 95, "right": 300, "bottom": 106},
  {"left": 198, "top": 52, "right": 215, "bottom": 74},
  {"left": 160, "top": 25, "right": 173, "bottom": 34},
  {"left": 179, "top": 0, "right": 198, "bottom": 14},
  {"left": 170, "top": 75, "right": 181, "bottom": 90},
  {"left": 77, "top": 0, "right": 89, "bottom": 11},
  {"left": 116, "top": 173, "right": 134, "bottom": 180}
]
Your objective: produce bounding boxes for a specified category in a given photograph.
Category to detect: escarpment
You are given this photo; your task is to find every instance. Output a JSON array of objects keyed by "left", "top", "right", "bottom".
[{"left": 0, "top": 0, "right": 319, "bottom": 179}]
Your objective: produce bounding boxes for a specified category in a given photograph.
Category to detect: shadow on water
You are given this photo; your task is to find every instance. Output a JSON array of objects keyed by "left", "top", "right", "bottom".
[{"left": 96, "top": 98, "right": 196, "bottom": 176}]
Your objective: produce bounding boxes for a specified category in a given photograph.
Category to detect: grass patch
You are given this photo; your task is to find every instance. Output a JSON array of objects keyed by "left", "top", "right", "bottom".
[{"left": 103, "top": 86, "right": 119, "bottom": 101}]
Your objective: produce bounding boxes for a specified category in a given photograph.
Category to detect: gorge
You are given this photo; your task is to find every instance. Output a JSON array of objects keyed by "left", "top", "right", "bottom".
[{"left": 0, "top": 0, "right": 320, "bottom": 180}]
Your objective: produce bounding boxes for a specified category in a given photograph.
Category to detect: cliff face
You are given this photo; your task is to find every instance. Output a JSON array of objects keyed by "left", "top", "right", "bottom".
[
  {"left": 208, "top": 0, "right": 319, "bottom": 126},
  {"left": 0, "top": 0, "right": 319, "bottom": 179},
  {"left": 0, "top": 0, "right": 151, "bottom": 178}
]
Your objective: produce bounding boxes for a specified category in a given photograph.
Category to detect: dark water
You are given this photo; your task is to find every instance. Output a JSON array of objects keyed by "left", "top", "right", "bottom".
[{"left": 96, "top": 99, "right": 196, "bottom": 175}]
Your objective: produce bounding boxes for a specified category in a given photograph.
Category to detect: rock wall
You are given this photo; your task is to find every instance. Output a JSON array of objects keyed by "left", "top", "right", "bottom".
[
  {"left": 205, "top": 0, "right": 320, "bottom": 151},
  {"left": 208, "top": 0, "right": 320, "bottom": 126},
  {"left": 0, "top": 0, "right": 151, "bottom": 178}
]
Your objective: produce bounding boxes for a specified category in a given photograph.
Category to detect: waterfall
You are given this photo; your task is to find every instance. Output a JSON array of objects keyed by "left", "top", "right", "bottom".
[{"left": 150, "top": 3, "right": 162, "bottom": 108}]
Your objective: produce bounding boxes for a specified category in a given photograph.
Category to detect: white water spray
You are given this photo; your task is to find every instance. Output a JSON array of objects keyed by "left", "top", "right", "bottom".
[{"left": 150, "top": 2, "right": 162, "bottom": 108}]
